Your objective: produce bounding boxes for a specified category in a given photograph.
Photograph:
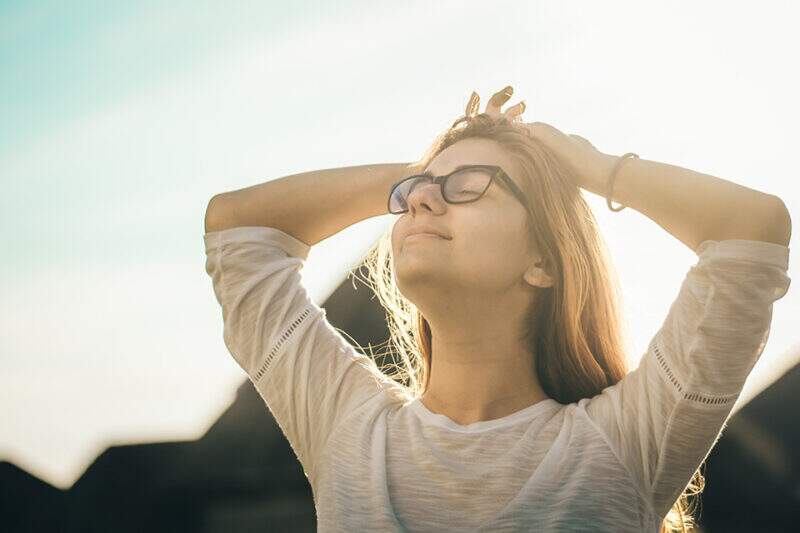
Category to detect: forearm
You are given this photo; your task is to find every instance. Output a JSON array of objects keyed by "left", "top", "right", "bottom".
[
  {"left": 205, "top": 162, "right": 418, "bottom": 246},
  {"left": 586, "top": 154, "right": 791, "bottom": 251}
]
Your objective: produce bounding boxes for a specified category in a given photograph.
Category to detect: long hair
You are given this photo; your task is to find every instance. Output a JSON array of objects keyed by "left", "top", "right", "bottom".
[{"left": 354, "top": 112, "right": 704, "bottom": 532}]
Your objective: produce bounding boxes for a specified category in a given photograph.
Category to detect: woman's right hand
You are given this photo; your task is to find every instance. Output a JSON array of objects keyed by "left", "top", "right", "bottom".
[
  {"left": 407, "top": 85, "right": 528, "bottom": 174},
  {"left": 466, "top": 85, "right": 527, "bottom": 122}
]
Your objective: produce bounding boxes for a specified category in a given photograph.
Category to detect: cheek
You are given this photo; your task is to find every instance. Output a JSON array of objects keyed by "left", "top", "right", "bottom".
[
  {"left": 390, "top": 221, "right": 402, "bottom": 249},
  {"left": 393, "top": 226, "right": 406, "bottom": 252},
  {"left": 463, "top": 219, "right": 528, "bottom": 268}
]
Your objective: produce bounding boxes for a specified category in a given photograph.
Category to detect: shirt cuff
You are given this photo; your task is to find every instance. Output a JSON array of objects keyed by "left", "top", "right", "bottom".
[
  {"left": 204, "top": 225, "right": 311, "bottom": 260},
  {"left": 696, "top": 239, "right": 789, "bottom": 271}
]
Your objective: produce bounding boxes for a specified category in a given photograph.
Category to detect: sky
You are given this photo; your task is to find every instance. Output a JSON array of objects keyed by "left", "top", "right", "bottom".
[{"left": 1, "top": 0, "right": 798, "bottom": 490}]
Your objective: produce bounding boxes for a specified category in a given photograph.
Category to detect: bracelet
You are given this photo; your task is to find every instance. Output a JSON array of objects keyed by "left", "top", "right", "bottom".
[{"left": 606, "top": 152, "right": 639, "bottom": 212}]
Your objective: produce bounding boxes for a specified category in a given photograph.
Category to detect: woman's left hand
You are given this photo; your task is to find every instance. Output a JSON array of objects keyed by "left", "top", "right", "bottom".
[
  {"left": 470, "top": 86, "right": 616, "bottom": 192},
  {"left": 524, "top": 121, "right": 616, "bottom": 193}
]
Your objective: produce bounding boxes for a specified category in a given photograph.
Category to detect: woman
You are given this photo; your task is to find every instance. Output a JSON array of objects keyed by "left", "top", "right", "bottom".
[{"left": 203, "top": 86, "right": 791, "bottom": 532}]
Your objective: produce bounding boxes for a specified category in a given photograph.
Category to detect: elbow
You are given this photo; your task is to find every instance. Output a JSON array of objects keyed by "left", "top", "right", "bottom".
[
  {"left": 703, "top": 194, "right": 792, "bottom": 247},
  {"left": 764, "top": 195, "right": 792, "bottom": 247},
  {"left": 205, "top": 194, "right": 230, "bottom": 234}
]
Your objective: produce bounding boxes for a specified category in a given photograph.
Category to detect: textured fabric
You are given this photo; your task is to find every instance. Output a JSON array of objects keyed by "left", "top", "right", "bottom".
[{"left": 204, "top": 225, "right": 791, "bottom": 532}]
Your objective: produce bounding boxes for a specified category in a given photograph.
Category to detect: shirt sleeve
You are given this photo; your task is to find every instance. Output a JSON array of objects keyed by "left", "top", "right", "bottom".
[
  {"left": 581, "top": 238, "right": 791, "bottom": 520},
  {"left": 203, "top": 226, "right": 397, "bottom": 482}
]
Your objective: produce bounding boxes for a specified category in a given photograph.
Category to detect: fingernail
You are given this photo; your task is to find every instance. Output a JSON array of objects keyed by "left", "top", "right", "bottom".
[
  {"left": 519, "top": 101, "right": 526, "bottom": 112},
  {"left": 503, "top": 86, "right": 513, "bottom": 95}
]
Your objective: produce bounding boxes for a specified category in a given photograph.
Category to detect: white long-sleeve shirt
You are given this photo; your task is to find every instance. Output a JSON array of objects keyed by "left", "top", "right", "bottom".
[{"left": 204, "top": 225, "right": 791, "bottom": 532}]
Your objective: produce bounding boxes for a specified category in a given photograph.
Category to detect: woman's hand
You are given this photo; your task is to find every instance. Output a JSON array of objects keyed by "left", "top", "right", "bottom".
[
  {"left": 469, "top": 85, "right": 526, "bottom": 123},
  {"left": 469, "top": 85, "right": 616, "bottom": 192},
  {"left": 524, "top": 121, "right": 616, "bottom": 193}
]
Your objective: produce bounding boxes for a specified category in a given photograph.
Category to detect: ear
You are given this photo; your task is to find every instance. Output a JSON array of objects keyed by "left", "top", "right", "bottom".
[{"left": 523, "top": 255, "right": 556, "bottom": 288}]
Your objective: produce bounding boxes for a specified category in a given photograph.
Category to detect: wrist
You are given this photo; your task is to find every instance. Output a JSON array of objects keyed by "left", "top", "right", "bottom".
[{"left": 581, "top": 153, "right": 618, "bottom": 195}]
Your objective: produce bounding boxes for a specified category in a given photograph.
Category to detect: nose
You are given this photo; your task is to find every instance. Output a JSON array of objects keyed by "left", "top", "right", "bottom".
[{"left": 406, "top": 180, "right": 447, "bottom": 215}]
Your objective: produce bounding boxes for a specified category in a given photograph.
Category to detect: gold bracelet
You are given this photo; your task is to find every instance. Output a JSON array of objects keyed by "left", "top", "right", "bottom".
[{"left": 606, "top": 152, "right": 639, "bottom": 212}]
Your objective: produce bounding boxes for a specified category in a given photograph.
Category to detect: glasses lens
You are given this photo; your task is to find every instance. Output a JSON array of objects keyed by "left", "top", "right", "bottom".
[
  {"left": 388, "top": 168, "right": 493, "bottom": 214},
  {"left": 389, "top": 175, "right": 429, "bottom": 214},
  {"left": 443, "top": 168, "right": 492, "bottom": 203}
]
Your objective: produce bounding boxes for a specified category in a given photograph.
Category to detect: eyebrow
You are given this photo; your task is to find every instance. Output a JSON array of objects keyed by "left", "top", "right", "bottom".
[
  {"left": 420, "top": 164, "right": 481, "bottom": 177},
  {"left": 422, "top": 164, "right": 513, "bottom": 194}
]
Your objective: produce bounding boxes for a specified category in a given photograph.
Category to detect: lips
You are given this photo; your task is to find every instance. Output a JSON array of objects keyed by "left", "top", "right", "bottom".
[
  {"left": 405, "top": 225, "right": 451, "bottom": 240},
  {"left": 405, "top": 233, "right": 443, "bottom": 241}
]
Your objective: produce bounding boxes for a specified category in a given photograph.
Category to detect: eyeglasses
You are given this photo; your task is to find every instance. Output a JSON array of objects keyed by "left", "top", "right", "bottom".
[{"left": 387, "top": 164, "right": 530, "bottom": 215}]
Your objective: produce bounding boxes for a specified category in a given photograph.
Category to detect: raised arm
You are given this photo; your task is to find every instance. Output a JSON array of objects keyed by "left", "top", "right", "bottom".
[
  {"left": 204, "top": 162, "right": 419, "bottom": 244},
  {"left": 524, "top": 121, "right": 792, "bottom": 250},
  {"left": 203, "top": 161, "right": 423, "bottom": 482},
  {"left": 589, "top": 152, "right": 791, "bottom": 250},
  {"left": 524, "top": 122, "right": 794, "bottom": 521}
]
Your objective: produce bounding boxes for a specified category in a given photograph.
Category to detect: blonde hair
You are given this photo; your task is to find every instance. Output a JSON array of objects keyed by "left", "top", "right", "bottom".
[{"left": 353, "top": 112, "right": 704, "bottom": 531}]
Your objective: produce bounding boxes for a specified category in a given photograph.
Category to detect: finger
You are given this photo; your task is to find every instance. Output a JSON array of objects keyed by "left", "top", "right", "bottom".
[
  {"left": 531, "top": 121, "right": 565, "bottom": 138},
  {"left": 485, "top": 85, "right": 513, "bottom": 116},
  {"left": 465, "top": 91, "right": 481, "bottom": 117},
  {"left": 503, "top": 100, "right": 526, "bottom": 121},
  {"left": 526, "top": 121, "right": 558, "bottom": 140}
]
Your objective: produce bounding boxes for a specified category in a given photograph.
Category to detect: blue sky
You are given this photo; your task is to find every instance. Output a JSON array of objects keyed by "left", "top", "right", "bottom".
[
  {"left": 2, "top": 0, "right": 798, "bottom": 489},
  {"left": 0, "top": 0, "right": 354, "bottom": 154}
]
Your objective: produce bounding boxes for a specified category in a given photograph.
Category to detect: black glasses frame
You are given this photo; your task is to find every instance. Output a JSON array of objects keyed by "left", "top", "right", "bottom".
[{"left": 387, "top": 164, "right": 530, "bottom": 215}]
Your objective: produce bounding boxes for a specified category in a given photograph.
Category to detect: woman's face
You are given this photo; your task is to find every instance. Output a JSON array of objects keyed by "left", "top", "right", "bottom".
[{"left": 391, "top": 137, "right": 551, "bottom": 305}]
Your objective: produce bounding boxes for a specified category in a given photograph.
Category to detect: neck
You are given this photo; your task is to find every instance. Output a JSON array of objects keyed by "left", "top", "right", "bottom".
[{"left": 419, "top": 323, "right": 549, "bottom": 425}]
